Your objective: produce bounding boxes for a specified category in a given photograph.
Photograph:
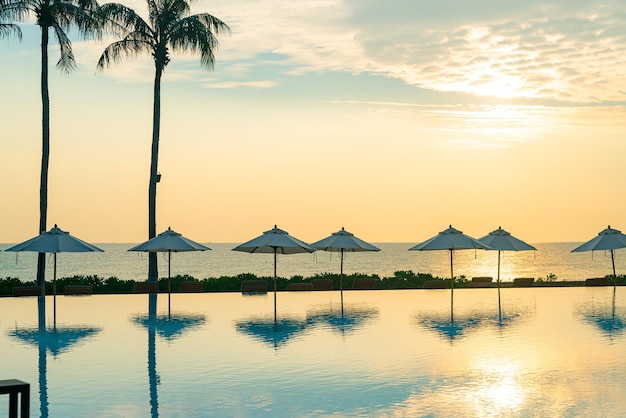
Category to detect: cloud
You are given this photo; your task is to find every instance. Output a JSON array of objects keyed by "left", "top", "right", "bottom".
[
  {"left": 203, "top": 0, "right": 626, "bottom": 104},
  {"left": 29, "top": 0, "right": 626, "bottom": 105},
  {"left": 205, "top": 80, "right": 276, "bottom": 89}
]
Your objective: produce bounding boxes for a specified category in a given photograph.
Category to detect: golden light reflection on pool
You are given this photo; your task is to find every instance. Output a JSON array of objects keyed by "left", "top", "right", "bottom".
[{"left": 1, "top": 287, "right": 626, "bottom": 417}]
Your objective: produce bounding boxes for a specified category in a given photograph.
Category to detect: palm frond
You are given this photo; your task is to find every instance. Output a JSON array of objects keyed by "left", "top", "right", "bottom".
[
  {"left": 169, "top": 13, "right": 229, "bottom": 69},
  {"left": 52, "top": 23, "right": 76, "bottom": 73},
  {"left": 96, "top": 35, "right": 152, "bottom": 70},
  {"left": 98, "top": 2, "right": 150, "bottom": 36},
  {"left": 0, "top": 0, "right": 30, "bottom": 22},
  {"left": 53, "top": 1, "right": 100, "bottom": 37},
  {"left": 0, "top": 23, "right": 22, "bottom": 40}
]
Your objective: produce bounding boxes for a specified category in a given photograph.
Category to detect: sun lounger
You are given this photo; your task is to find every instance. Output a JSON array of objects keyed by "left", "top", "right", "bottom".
[
  {"left": 423, "top": 280, "right": 448, "bottom": 289},
  {"left": 12, "top": 286, "right": 42, "bottom": 297},
  {"left": 287, "top": 282, "right": 313, "bottom": 291},
  {"left": 178, "top": 281, "right": 203, "bottom": 293},
  {"left": 0, "top": 379, "right": 30, "bottom": 418},
  {"left": 468, "top": 277, "right": 493, "bottom": 288},
  {"left": 241, "top": 280, "right": 268, "bottom": 293},
  {"left": 513, "top": 277, "right": 535, "bottom": 287},
  {"left": 64, "top": 285, "right": 93, "bottom": 295},
  {"left": 585, "top": 277, "right": 607, "bottom": 286},
  {"left": 133, "top": 282, "right": 159, "bottom": 293},
  {"left": 352, "top": 278, "right": 377, "bottom": 290},
  {"left": 311, "top": 279, "right": 333, "bottom": 290}
]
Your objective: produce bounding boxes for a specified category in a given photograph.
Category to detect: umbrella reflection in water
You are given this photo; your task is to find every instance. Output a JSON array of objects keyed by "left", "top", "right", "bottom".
[
  {"left": 131, "top": 311, "right": 207, "bottom": 342},
  {"left": 417, "top": 307, "right": 527, "bottom": 343},
  {"left": 235, "top": 316, "right": 309, "bottom": 349},
  {"left": 577, "top": 290, "right": 625, "bottom": 340},
  {"left": 306, "top": 303, "right": 379, "bottom": 336}
]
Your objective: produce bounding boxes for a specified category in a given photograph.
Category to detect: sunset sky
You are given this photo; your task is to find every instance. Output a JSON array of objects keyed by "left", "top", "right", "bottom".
[{"left": 1, "top": 0, "right": 625, "bottom": 244}]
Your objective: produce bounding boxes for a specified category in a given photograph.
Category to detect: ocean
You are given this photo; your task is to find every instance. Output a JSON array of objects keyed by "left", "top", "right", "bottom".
[{"left": 1, "top": 242, "right": 624, "bottom": 282}]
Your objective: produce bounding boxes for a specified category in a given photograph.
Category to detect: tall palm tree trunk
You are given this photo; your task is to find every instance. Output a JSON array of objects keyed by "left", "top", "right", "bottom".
[
  {"left": 36, "top": 27, "right": 50, "bottom": 288},
  {"left": 147, "top": 66, "right": 163, "bottom": 282}
]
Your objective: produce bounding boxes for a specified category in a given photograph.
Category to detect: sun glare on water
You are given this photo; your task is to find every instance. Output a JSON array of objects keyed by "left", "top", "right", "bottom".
[{"left": 469, "top": 359, "right": 527, "bottom": 414}]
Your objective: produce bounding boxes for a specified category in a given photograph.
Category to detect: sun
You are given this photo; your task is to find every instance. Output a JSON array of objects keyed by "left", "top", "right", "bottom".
[{"left": 472, "top": 73, "right": 525, "bottom": 99}]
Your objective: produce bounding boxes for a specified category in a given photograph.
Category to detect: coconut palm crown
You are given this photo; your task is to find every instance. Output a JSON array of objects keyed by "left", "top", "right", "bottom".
[{"left": 97, "top": 0, "right": 230, "bottom": 281}]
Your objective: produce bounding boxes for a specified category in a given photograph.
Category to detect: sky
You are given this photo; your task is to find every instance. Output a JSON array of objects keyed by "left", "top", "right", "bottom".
[{"left": 1, "top": 0, "right": 625, "bottom": 244}]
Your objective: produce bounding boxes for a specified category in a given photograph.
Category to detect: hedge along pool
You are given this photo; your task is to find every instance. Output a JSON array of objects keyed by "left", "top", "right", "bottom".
[{"left": 1, "top": 287, "right": 626, "bottom": 417}]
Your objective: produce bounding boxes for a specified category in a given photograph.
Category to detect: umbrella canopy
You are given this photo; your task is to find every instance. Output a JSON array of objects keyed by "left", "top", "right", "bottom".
[
  {"left": 128, "top": 227, "right": 211, "bottom": 253},
  {"left": 5, "top": 224, "right": 103, "bottom": 254},
  {"left": 311, "top": 227, "right": 380, "bottom": 254},
  {"left": 5, "top": 225, "right": 104, "bottom": 296},
  {"left": 572, "top": 225, "right": 626, "bottom": 288},
  {"left": 479, "top": 226, "right": 536, "bottom": 252},
  {"left": 311, "top": 227, "right": 380, "bottom": 313},
  {"left": 128, "top": 227, "right": 211, "bottom": 298},
  {"left": 409, "top": 225, "right": 490, "bottom": 252},
  {"left": 478, "top": 226, "right": 535, "bottom": 283},
  {"left": 409, "top": 225, "right": 490, "bottom": 283},
  {"left": 232, "top": 225, "right": 315, "bottom": 255},
  {"left": 233, "top": 225, "right": 315, "bottom": 322}
]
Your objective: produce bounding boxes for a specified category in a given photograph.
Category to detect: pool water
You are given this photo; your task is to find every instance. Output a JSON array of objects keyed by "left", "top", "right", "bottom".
[{"left": 1, "top": 287, "right": 625, "bottom": 417}]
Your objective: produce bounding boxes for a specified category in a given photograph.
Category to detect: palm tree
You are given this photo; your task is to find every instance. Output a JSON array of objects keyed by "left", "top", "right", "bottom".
[
  {"left": 97, "top": 0, "right": 230, "bottom": 281},
  {"left": 0, "top": 0, "right": 24, "bottom": 39},
  {"left": 1, "top": 0, "right": 100, "bottom": 287}
]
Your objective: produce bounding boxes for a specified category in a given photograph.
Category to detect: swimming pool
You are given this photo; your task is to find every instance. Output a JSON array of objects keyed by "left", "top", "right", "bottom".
[{"left": 1, "top": 287, "right": 625, "bottom": 417}]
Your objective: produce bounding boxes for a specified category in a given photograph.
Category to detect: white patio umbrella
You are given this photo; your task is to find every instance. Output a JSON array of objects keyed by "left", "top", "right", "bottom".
[
  {"left": 478, "top": 226, "right": 536, "bottom": 286},
  {"left": 128, "top": 227, "right": 211, "bottom": 298},
  {"left": 5, "top": 224, "right": 104, "bottom": 296},
  {"left": 232, "top": 225, "right": 316, "bottom": 321},
  {"left": 311, "top": 227, "right": 380, "bottom": 313},
  {"left": 572, "top": 225, "right": 626, "bottom": 290},
  {"left": 409, "top": 225, "right": 491, "bottom": 320}
]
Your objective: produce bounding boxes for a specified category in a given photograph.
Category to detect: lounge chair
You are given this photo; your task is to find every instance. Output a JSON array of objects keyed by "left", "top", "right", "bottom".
[
  {"left": 311, "top": 279, "right": 333, "bottom": 290},
  {"left": 0, "top": 379, "right": 30, "bottom": 418},
  {"left": 422, "top": 280, "right": 448, "bottom": 289},
  {"left": 64, "top": 285, "right": 93, "bottom": 295},
  {"left": 133, "top": 282, "right": 159, "bottom": 293},
  {"left": 240, "top": 280, "right": 268, "bottom": 293},
  {"left": 468, "top": 277, "right": 493, "bottom": 288},
  {"left": 513, "top": 277, "right": 535, "bottom": 287},
  {"left": 178, "top": 281, "right": 203, "bottom": 293},
  {"left": 287, "top": 282, "right": 313, "bottom": 291},
  {"left": 12, "top": 286, "right": 42, "bottom": 297},
  {"left": 352, "top": 278, "right": 377, "bottom": 290},
  {"left": 585, "top": 277, "right": 607, "bottom": 286}
]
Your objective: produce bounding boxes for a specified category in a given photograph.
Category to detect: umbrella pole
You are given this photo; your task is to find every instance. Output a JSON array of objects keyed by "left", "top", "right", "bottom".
[
  {"left": 497, "top": 250, "right": 502, "bottom": 323},
  {"left": 611, "top": 249, "right": 617, "bottom": 291},
  {"left": 340, "top": 249, "right": 344, "bottom": 317},
  {"left": 449, "top": 249, "right": 454, "bottom": 323},
  {"left": 53, "top": 253, "right": 57, "bottom": 328},
  {"left": 168, "top": 250, "right": 172, "bottom": 318},
  {"left": 53, "top": 253, "right": 57, "bottom": 296},
  {"left": 274, "top": 249, "right": 277, "bottom": 323}
]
